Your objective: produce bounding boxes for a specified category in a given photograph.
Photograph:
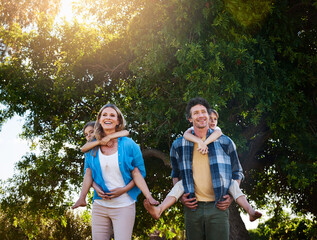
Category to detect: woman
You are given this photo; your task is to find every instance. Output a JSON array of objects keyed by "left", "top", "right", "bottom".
[{"left": 84, "top": 103, "right": 146, "bottom": 240}]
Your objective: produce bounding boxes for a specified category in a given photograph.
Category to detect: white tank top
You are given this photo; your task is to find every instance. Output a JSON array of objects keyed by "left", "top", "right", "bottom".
[{"left": 95, "top": 149, "right": 135, "bottom": 208}]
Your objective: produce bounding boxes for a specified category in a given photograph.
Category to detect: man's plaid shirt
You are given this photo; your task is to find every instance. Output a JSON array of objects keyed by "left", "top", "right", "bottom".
[{"left": 170, "top": 128, "right": 244, "bottom": 203}]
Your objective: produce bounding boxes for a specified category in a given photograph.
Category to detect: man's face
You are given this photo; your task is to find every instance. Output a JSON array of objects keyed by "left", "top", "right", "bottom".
[{"left": 189, "top": 104, "right": 209, "bottom": 129}]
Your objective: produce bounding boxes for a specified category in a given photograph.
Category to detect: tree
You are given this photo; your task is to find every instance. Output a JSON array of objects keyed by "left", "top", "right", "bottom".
[{"left": 0, "top": 0, "right": 316, "bottom": 239}]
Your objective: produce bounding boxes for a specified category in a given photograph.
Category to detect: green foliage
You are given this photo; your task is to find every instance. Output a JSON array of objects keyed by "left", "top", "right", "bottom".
[
  {"left": 0, "top": 0, "right": 316, "bottom": 238},
  {"left": 0, "top": 206, "right": 92, "bottom": 240},
  {"left": 249, "top": 211, "right": 317, "bottom": 240}
]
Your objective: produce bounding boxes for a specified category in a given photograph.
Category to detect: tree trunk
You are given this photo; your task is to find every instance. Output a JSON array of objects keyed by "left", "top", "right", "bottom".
[{"left": 229, "top": 204, "right": 250, "bottom": 240}]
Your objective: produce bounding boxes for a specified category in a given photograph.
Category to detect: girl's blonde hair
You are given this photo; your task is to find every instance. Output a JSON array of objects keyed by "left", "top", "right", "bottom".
[{"left": 94, "top": 103, "right": 126, "bottom": 140}]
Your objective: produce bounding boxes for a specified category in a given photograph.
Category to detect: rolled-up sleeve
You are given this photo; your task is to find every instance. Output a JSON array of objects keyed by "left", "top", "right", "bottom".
[
  {"left": 170, "top": 142, "right": 180, "bottom": 179},
  {"left": 131, "top": 142, "right": 146, "bottom": 178},
  {"left": 228, "top": 140, "right": 244, "bottom": 180}
]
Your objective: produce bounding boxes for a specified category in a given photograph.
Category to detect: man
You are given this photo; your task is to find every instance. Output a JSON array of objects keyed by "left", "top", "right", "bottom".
[{"left": 170, "top": 97, "right": 244, "bottom": 240}]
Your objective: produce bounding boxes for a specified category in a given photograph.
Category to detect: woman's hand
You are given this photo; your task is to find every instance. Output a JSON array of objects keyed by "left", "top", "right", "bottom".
[
  {"left": 107, "top": 187, "right": 126, "bottom": 199},
  {"left": 93, "top": 183, "right": 110, "bottom": 200}
]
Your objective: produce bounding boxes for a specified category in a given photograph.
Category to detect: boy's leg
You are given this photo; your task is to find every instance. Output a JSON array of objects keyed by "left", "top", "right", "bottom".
[
  {"left": 229, "top": 180, "right": 262, "bottom": 222},
  {"left": 72, "top": 168, "right": 93, "bottom": 209},
  {"left": 131, "top": 168, "right": 158, "bottom": 205},
  {"left": 143, "top": 180, "right": 184, "bottom": 219}
]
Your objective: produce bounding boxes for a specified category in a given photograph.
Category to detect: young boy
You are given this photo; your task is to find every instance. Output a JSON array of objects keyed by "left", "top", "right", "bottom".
[
  {"left": 72, "top": 121, "right": 158, "bottom": 209},
  {"left": 144, "top": 110, "right": 262, "bottom": 222}
]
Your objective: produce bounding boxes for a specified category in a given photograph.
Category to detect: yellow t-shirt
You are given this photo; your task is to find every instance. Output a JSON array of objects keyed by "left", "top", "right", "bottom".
[{"left": 192, "top": 142, "right": 215, "bottom": 201}]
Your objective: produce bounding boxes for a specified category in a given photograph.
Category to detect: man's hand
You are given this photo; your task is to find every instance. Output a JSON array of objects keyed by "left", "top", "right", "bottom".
[
  {"left": 216, "top": 194, "right": 233, "bottom": 210},
  {"left": 180, "top": 193, "right": 198, "bottom": 209}
]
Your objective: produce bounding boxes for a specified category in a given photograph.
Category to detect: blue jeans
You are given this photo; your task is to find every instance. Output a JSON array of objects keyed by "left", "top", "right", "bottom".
[{"left": 184, "top": 201, "right": 229, "bottom": 240}]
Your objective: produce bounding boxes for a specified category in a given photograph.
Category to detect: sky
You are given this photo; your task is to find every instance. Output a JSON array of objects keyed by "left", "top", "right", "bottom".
[{"left": 0, "top": 115, "right": 30, "bottom": 181}]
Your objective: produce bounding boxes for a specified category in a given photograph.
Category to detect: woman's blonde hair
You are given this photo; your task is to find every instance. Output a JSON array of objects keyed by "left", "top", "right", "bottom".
[{"left": 94, "top": 103, "right": 126, "bottom": 140}]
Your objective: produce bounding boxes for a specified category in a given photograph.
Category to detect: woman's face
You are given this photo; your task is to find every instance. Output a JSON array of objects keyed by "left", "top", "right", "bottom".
[
  {"left": 98, "top": 107, "right": 119, "bottom": 132},
  {"left": 84, "top": 125, "right": 94, "bottom": 142}
]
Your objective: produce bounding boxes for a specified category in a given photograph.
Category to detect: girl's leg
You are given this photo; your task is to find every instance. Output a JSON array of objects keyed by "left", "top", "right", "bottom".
[
  {"left": 72, "top": 168, "right": 93, "bottom": 209},
  {"left": 235, "top": 196, "right": 262, "bottom": 222},
  {"left": 131, "top": 168, "right": 159, "bottom": 205},
  {"left": 91, "top": 202, "right": 113, "bottom": 240},
  {"left": 110, "top": 203, "right": 136, "bottom": 240},
  {"left": 144, "top": 196, "right": 177, "bottom": 219},
  {"left": 144, "top": 180, "right": 184, "bottom": 219},
  {"left": 229, "top": 180, "right": 262, "bottom": 222}
]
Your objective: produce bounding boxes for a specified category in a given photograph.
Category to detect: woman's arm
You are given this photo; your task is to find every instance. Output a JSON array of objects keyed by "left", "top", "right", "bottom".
[{"left": 92, "top": 181, "right": 108, "bottom": 199}]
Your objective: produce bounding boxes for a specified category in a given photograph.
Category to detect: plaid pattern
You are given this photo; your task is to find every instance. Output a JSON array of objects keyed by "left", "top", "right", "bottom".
[{"left": 170, "top": 129, "right": 244, "bottom": 202}]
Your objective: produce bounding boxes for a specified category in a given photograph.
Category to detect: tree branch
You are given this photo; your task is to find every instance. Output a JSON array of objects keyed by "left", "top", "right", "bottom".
[{"left": 142, "top": 148, "right": 170, "bottom": 167}]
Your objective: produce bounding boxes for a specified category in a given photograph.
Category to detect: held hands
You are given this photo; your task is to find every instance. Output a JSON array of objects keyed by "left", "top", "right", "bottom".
[
  {"left": 96, "top": 186, "right": 126, "bottom": 200},
  {"left": 94, "top": 184, "right": 109, "bottom": 199},
  {"left": 107, "top": 187, "right": 126, "bottom": 198},
  {"left": 93, "top": 184, "right": 126, "bottom": 200},
  {"left": 100, "top": 136, "right": 114, "bottom": 147},
  {"left": 181, "top": 193, "right": 198, "bottom": 209},
  {"left": 216, "top": 194, "right": 233, "bottom": 211},
  {"left": 197, "top": 140, "right": 208, "bottom": 155}
]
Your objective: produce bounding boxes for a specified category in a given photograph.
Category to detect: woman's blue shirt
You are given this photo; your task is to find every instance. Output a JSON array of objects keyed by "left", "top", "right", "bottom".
[{"left": 84, "top": 137, "right": 146, "bottom": 202}]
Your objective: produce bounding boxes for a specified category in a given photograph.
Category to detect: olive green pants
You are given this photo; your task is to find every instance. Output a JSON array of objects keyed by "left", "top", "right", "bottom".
[{"left": 184, "top": 201, "right": 229, "bottom": 240}]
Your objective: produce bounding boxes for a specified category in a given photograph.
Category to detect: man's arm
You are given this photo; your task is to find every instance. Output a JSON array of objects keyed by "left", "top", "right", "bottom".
[
  {"left": 217, "top": 137, "right": 244, "bottom": 210},
  {"left": 170, "top": 142, "right": 180, "bottom": 179},
  {"left": 228, "top": 140, "right": 244, "bottom": 181}
]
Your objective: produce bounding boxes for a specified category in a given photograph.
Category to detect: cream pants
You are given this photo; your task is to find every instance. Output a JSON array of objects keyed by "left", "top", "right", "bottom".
[{"left": 91, "top": 202, "right": 135, "bottom": 240}]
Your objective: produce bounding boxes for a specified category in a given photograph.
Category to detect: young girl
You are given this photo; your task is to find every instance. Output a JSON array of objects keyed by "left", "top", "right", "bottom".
[
  {"left": 72, "top": 121, "right": 158, "bottom": 209},
  {"left": 144, "top": 110, "right": 262, "bottom": 222}
]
